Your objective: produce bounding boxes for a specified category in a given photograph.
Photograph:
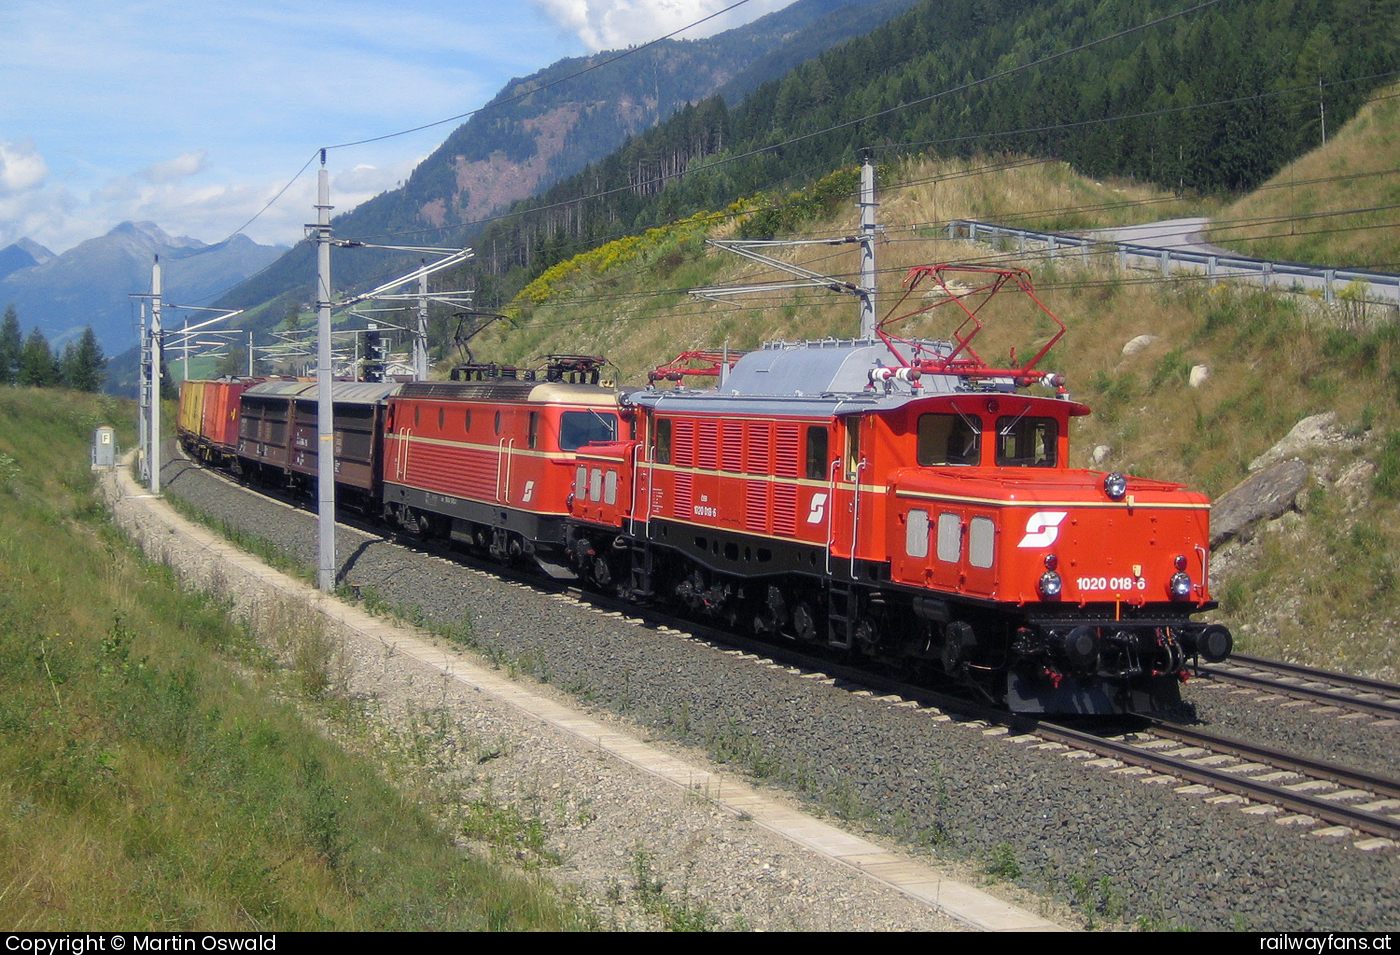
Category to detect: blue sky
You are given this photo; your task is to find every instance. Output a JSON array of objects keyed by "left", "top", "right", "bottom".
[{"left": 0, "top": 0, "right": 789, "bottom": 254}]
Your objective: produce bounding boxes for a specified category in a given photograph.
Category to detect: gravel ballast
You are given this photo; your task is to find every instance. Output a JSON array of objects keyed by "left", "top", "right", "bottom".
[{"left": 150, "top": 453, "right": 1400, "bottom": 931}]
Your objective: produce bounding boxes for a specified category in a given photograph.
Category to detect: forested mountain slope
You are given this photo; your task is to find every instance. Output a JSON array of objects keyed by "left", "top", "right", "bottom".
[{"left": 459, "top": 0, "right": 1400, "bottom": 306}]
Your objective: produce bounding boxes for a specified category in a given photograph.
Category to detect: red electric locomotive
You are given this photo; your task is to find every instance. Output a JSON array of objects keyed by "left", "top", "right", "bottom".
[
  {"left": 563, "top": 266, "right": 1231, "bottom": 714},
  {"left": 380, "top": 357, "right": 623, "bottom": 567}
]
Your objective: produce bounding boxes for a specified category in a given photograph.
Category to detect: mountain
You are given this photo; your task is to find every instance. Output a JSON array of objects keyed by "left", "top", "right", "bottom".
[
  {"left": 0, "top": 221, "right": 285, "bottom": 355},
  {"left": 214, "top": 0, "right": 920, "bottom": 317},
  {"left": 0, "top": 238, "right": 55, "bottom": 282}
]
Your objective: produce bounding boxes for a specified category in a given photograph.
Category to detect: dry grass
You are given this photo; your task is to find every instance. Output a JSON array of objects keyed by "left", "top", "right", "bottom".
[{"left": 1207, "top": 81, "right": 1400, "bottom": 270}]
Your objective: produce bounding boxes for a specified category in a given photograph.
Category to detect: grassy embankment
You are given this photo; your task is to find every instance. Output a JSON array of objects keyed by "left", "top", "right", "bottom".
[
  {"left": 1207, "top": 82, "right": 1400, "bottom": 271},
  {"left": 0, "top": 387, "right": 586, "bottom": 929},
  {"left": 485, "top": 145, "right": 1400, "bottom": 679}
]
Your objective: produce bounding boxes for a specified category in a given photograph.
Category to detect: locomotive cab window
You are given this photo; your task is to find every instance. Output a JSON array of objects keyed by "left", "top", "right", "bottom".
[
  {"left": 559, "top": 410, "right": 617, "bottom": 451},
  {"left": 917, "top": 413, "right": 981, "bottom": 466},
  {"left": 844, "top": 417, "right": 862, "bottom": 480},
  {"left": 805, "top": 426, "right": 828, "bottom": 480},
  {"left": 653, "top": 418, "right": 672, "bottom": 464},
  {"left": 995, "top": 415, "right": 1058, "bottom": 467}
]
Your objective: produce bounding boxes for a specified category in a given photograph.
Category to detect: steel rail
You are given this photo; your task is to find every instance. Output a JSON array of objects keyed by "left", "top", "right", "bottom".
[
  {"left": 1033, "top": 721, "right": 1400, "bottom": 841},
  {"left": 1200, "top": 657, "right": 1400, "bottom": 720}
]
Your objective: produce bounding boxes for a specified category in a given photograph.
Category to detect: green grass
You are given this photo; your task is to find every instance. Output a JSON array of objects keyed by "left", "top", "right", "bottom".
[{"left": 0, "top": 386, "right": 587, "bottom": 930}]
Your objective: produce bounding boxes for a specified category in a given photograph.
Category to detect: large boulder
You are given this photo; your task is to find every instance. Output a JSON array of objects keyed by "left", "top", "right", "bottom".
[
  {"left": 1248, "top": 412, "right": 1343, "bottom": 471},
  {"left": 1210, "top": 458, "right": 1309, "bottom": 548}
]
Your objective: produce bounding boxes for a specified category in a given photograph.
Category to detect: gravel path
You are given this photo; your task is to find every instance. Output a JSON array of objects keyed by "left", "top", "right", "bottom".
[{"left": 151, "top": 452, "right": 1400, "bottom": 932}]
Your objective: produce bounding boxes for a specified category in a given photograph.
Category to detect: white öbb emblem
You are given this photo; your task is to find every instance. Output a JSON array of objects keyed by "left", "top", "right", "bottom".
[
  {"left": 1017, "top": 511, "right": 1068, "bottom": 548},
  {"left": 522, "top": 480, "right": 535, "bottom": 503},
  {"left": 806, "top": 492, "right": 828, "bottom": 524}
]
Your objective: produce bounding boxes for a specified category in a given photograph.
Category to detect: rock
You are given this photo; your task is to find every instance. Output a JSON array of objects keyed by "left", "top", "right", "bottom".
[
  {"left": 1210, "top": 458, "right": 1309, "bottom": 548},
  {"left": 1334, "top": 459, "right": 1376, "bottom": 501},
  {"left": 1121, "top": 334, "right": 1157, "bottom": 356},
  {"left": 1090, "top": 445, "right": 1111, "bottom": 466},
  {"left": 1188, "top": 364, "right": 1210, "bottom": 388},
  {"left": 1248, "top": 412, "right": 1340, "bottom": 471}
]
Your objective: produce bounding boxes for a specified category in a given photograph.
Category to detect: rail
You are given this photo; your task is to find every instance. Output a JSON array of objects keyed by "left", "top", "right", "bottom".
[{"left": 948, "top": 219, "right": 1400, "bottom": 307}]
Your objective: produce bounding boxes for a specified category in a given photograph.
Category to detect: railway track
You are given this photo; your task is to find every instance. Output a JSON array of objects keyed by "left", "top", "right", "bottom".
[
  {"left": 1199, "top": 653, "right": 1400, "bottom": 721},
  {"left": 542, "top": 593, "right": 1400, "bottom": 849},
  {"left": 171, "top": 445, "right": 1400, "bottom": 851}
]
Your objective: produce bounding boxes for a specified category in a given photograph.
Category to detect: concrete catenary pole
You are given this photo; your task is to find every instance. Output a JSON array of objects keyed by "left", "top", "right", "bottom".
[
  {"left": 314, "top": 151, "right": 337, "bottom": 593},
  {"left": 149, "top": 256, "right": 162, "bottom": 493},
  {"left": 415, "top": 260, "right": 429, "bottom": 380},
  {"left": 859, "top": 151, "right": 877, "bottom": 339},
  {"left": 137, "top": 301, "right": 149, "bottom": 485}
]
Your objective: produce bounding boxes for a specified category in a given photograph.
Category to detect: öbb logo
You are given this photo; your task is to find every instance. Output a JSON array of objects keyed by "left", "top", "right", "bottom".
[{"left": 1017, "top": 511, "right": 1068, "bottom": 548}]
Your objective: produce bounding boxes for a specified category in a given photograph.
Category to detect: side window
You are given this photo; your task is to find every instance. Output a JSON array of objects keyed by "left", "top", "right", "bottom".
[
  {"left": 494, "top": 410, "right": 502, "bottom": 436},
  {"left": 575, "top": 465, "right": 587, "bottom": 499},
  {"left": 844, "top": 417, "right": 862, "bottom": 480},
  {"left": 918, "top": 413, "right": 981, "bottom": 466},
  {"left": 528, "top": 411, "right": 539, "bottom": 450},
  {"left": 906, "top": 508, "right": 929, "bottom": 559},
  {"left": 805, "top": 426, "right": 828, "bottom": 480},
  {"left": 654, "top": 418, "right": 672, "bottom": 465}
]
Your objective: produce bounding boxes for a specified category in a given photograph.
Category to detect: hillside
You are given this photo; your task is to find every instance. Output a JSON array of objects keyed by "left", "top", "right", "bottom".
[
  {"left": 1207, "top": 80, "right": 1400, "bottom": 270},
  {"left": 479, "top": 147, "right": 1400, "bottom": 680},
  {"left": 0, "top": 388, "right": 587, "bottom": 928}
]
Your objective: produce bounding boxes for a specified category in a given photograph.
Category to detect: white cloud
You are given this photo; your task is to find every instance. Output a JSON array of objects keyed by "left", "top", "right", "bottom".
[
  {"left": 532, "top": 0, "right": 790, "bottom": 51},
  {"left": 0, "top": 141, "right": 49, "bottom": 196},
  {"left": 142, "top": 151, "right": 207, "bottom": 184}
]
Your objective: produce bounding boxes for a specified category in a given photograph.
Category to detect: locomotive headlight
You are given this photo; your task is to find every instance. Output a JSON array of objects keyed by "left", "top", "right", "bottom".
[
  {"left": 1038, "top": 570, "right": 1063, "bottom": 599},
  {"left": 1103, "top": 472, "right": 1128, "bottom": 500},
  {"left": 1169, "top": 571, "right": 1193, "bottom": 599}
]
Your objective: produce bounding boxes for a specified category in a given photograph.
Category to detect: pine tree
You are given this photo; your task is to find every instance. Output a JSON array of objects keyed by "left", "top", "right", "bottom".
[
  {"left": 60, "top": 327, "right": 106, "bottom": 392},
  {"left": 0, "top": 304, "right": 21, "bottom": 385},
  {"left": 18, "top": 326, "right": 57, "bottom": 387}
]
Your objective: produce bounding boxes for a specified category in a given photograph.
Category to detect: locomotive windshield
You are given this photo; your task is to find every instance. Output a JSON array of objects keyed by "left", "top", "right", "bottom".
[
  {"left": 995, "top": 415, "right": 1058, "bottom": 467},
  {"left": 917, "top": 413, "right": 981, "bottom": 466},
  {"left": 560, "top": 410, "right": 618, "bottom": 451}
]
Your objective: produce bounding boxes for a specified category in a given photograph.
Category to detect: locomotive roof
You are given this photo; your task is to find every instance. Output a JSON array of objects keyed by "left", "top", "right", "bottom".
[
  {"left": 628, "top": 338, "right": 1017, "bottom": 416},
  {"left": 396, "top": 379, "right": 617, "bottom": 406}
]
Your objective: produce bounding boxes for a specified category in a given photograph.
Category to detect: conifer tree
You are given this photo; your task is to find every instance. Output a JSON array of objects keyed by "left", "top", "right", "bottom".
[
  {"left": 18, "top": 326, "right": 58, "bottom": 387},
  {"left": 60, "top": 327, "right": 106, "bottom": 392},
  {"left": 0, "top": 304, "right": 21, "bottom": 385}
]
